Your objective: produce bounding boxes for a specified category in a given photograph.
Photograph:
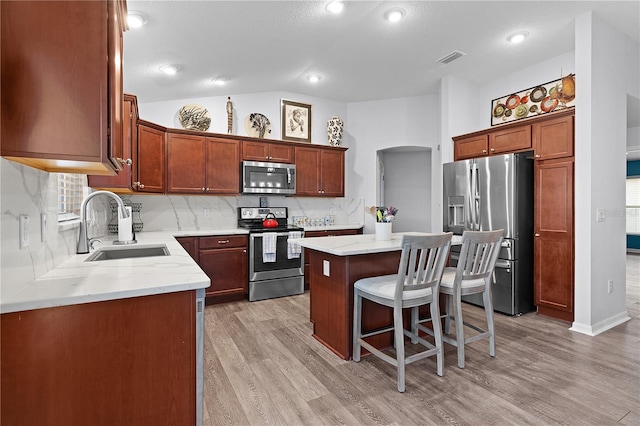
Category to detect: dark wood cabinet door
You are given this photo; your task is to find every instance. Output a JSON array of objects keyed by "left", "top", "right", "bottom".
[
  {"left": 242, "top": 141, "right": 270, "bottom": 162},
  {"left": 1, "top": 291, "right": 196, "bottom": 426},
  {"left": 320, "top": 149, "right": 345, "bottom": 197},
  {"left": 88, "top": 94, "right": 137, "bottom": 192},
  {"left": 454, "top": 135, "right": 488, "bottom": 160},
  {"left": 176, "top": 237, "right": 199, "bottom": 262},
  {"left": 295, "top": 147, "right": 322, "bottom": 195},
  {"left": 167, "top": 133, "right": 206, "bottom": 193},
  {"left": 136, "top": 123, "right": 166, "bottom": 193},
  {"left": 206, "top": 138, "right": 240, "bottom": 194},
  {"left": 107, "top": 0, "right": 126, "bottom": 171},
  {"left": 533, "top": 114, "right": 574, "bottom": 160},
  {"left": 268, "top": 143, "right": 295, "bottom": 163},
  {"left": 0, "top": 0, "right": 125, "bottom": 174},
  {"left": 489, "top": 125, "right": 532, "bottom": 154},
  {"left": 199, "top": 247, "right": 248, "bottom": 297},
  {"left": 534, "top": 158, "right": 574, "bottom": 321}
]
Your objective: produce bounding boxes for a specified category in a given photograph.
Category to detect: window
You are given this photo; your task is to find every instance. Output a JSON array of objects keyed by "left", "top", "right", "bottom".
[
  {"left": 57, "top": 173, "right": 85, "bottom": 222},
  {"left": 627, "top": 177, "right": 640, "bottom": 235}
]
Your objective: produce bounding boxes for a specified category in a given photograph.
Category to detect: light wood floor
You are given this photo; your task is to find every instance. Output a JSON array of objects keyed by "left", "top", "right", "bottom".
[{"left": 202, "top": 255, "right": 640, "bottom": 425}]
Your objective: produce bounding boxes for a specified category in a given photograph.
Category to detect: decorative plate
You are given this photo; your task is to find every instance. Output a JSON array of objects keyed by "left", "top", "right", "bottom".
[
  {"left": 505, "top": 94, "right": 520, "bottom": 110},
  {"left": 514, "top": 104, "right": 529, "bottom": 119},
  {"left": 244, "top": 113, "right": 271, "bottom": 138},
  {"left": 530, "top": 86, "right": 547, "bottom": 103},
  {"left": 178, "top": 104, "right": 211, "bottom": 131}
]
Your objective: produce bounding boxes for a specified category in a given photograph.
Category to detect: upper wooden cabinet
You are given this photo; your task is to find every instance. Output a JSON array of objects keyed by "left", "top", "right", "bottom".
[
  {"left": 135, "top": 121, "right": 166, "bottom": 193},
  {"left": 167, "top": 132, "right": 240, "bottom": 194},
  {"left": 533, "top": 114, "right": 574, "bottom": 160},
  {"left": 452, "top": 109, "right": 574, "bottom": 161},
  {"left": 88, "top": 94, "right": 138, "bottom": 193},
  {"left": 295, "top": 146, "right": 345, "bottom": 197},
  {"left": 1, "top": 0, "right": 127, "bottom": 175},
  {"left": 242, "top": 141, "right": 294, "bottom": 163},
  {"left": 489, "top": 125, "right": 532, "bottom": 154}
]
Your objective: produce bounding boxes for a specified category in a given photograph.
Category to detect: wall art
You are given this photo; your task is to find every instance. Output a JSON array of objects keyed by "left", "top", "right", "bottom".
[
  {"left": 178, "top": 104, "right": 211, "bottom": 131},
  {"left": 491, "top": 74, "right": 575, "bottom": 126},
  {"left": 281, "top": 99, "right": 311, "bottom": 143}
]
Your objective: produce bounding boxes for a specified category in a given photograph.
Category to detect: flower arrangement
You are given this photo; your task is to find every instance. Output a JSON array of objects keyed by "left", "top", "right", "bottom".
[{"left": 366, "top": 206, "right": 398, "bottom": 223}]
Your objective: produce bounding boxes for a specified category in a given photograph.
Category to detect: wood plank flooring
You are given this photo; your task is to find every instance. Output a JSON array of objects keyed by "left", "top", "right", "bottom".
[{"left": 202, "top": 255, "right": 640, "bottom": 425}]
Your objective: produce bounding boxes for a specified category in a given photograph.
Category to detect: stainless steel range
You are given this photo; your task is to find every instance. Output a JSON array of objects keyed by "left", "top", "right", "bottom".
[{"left": 238, "top": 207, "right": 305, "bottom": 302}]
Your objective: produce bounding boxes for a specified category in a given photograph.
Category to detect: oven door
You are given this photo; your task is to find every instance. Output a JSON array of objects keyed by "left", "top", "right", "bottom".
[{"left": 249, "top": 232, "right": 304, "bottom": 281}]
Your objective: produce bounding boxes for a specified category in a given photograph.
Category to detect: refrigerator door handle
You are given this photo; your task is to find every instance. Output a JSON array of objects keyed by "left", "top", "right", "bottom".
[{"left": 471, "top": 163, "right": 480, "bottom": 230}]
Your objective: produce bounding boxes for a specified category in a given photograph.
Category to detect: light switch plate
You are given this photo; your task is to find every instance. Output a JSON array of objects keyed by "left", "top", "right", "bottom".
[
  {"left": 19, "top": 214, "right": 29, "bottom": 249},
  {"left": 596, "top": 208, "right": 606, "bottom": 222},
  {"left": 323, "top": 260, "right": 330, "bottom": 277}
]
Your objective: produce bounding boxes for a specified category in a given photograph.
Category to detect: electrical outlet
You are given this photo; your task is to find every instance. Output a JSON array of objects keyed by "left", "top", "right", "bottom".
[
  {"left": 19, "top": 214, "right": 29, "bottom": 249},
  {"left": 41, "top": 212, "right": 48, "bottom": 242},
  {"left": 203, "top": 208, "right": 211, "bottom": 218},
  {"left": 596, "top": 208, "right": 606, "bottom": 222},
  {"left": 607, "top": 279, "right": 613, "bottom": 294}
]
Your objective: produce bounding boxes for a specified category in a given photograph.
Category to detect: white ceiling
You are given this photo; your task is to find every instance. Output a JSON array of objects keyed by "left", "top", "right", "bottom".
[{"left": 122, "top": 1, "right": 640, "bottom": 154}]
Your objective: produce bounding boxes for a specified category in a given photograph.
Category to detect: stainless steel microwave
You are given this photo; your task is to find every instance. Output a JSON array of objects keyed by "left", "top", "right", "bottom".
[{"left": 241, "top": 161, "right": 296, "bottom": 195}]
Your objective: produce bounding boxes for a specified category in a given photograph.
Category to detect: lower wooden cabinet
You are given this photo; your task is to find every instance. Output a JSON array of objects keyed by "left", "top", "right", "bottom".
[
  {"left": 534, "top": 158, "right": 574, "bottom": 321},
  {"left": 177, "top": 235, "right": 248, "bottom": 302},
  {"left": 1, "top": 291, "right": 197, "bottom": 425}
]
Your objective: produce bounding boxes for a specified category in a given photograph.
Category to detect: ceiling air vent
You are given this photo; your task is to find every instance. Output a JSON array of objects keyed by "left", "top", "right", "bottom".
[{"left": 436, "top": 50, "right": 466, "bottom": 65}]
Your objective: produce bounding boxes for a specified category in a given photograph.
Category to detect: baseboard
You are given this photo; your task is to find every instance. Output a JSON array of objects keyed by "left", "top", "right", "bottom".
[
  {"left": 627, "top": 248, "right": 640, "bottom": 254},
  {"left": 570, "top": 311, "right": 631, "bottom": 336}
]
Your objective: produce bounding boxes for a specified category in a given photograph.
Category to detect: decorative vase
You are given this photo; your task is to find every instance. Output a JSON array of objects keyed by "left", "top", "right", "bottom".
[
  {"left": 327, "top": 116, "right": 344, "bottom": 146},
  {"left": 375, "top": 222, "right": 392, "bottom": 241}
]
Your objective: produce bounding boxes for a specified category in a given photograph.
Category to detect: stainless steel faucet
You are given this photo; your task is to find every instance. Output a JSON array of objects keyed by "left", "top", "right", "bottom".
[{"left": 76, "top": 190, "right": 130, "bottom": 254}]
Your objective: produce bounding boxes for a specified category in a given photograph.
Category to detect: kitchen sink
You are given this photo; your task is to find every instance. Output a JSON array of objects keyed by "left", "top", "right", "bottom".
[{"left": 85, "top": 244, "right": 170, "bottom": 262}]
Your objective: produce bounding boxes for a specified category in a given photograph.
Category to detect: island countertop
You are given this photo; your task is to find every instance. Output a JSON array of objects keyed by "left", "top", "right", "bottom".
[{"left": 291, "top": 232, "right": 461, "bottom": 256}]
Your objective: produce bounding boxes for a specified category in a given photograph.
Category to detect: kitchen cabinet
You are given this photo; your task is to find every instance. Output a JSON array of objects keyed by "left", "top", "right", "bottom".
[
  {"left": 88, "top": 93, "right": 138, "bottom": 192},
  {"left": 167, "top": 133, "right": 241, "bottom": 194},
  {"left": 453, "top": 125, "right": 531, "bottom": 160},
  {"left": 243, "top": 141, "right": 295, "bottom": 163},
  {"left": 534, "top": 158, "right": 574, "bottom": 322},
  {"left": 295, "top": 146, "right": 346, "bottom": 197},
  {"left": 176, "top": 236, "right": 199, "bottom": 262},
  {"left": 197, "top": 235, "right": 248, "bottom": 301},
  {"left": 1, "top": 290, "right": 197, "bottom": 425},
  {"left": 454, "top": 135, "right": 489, "bottom": 160},
  {"left": 135, "top": 121, "right": 166, "bottom": 193},
  {"left": 302, "top": 228, "right": 363, "bottom": 290},
  {"left": 1, "top": 0, "right": 127, "bottom": 175},
  {"left": 533, "top": 114, "right": 574, "bottom": 160}
]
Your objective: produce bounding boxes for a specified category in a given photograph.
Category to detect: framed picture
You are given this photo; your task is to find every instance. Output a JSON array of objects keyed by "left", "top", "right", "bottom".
[
  {"left": 490, "top": 74, "right": 575, "bottom": 126},
  {"left": 281, "top": 99, "right": 311, "bottom": 143}
]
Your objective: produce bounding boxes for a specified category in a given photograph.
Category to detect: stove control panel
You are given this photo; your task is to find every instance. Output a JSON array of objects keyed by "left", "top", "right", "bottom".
[{"left": 239, "top": 207, "right": 288, "bottom": 220}]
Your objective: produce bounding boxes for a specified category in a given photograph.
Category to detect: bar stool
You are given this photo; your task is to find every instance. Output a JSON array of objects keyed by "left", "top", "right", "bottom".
[
  {"left": 352, "top": 233, "right": 452, "bottom": 392},
  {"left": 440, "top": 229, "right": 503, "bottom": 368}
]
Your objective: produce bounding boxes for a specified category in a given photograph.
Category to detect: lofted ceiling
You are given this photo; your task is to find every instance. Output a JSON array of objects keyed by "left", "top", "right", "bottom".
[{"left": 123, "top": 0, "right": 639, "bottom": 104}]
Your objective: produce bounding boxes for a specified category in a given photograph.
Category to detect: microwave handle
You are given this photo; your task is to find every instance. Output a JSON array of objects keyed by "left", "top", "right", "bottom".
[{"left": 287, "top": 168, "right": 292, "bottom": 184}]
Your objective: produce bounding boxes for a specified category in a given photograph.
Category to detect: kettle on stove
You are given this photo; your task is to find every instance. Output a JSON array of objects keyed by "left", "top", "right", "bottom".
[{"left": 262, "top": 213, "right": 278, "bottom": 228}]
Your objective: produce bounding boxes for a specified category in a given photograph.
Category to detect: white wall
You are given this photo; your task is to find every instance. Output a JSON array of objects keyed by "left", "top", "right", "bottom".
[
  {"left": 572, "top": 11, "right": 638, "bottom": 335},
  {"left": 346, "top": 95, "right": 440, "bottom": 233},
  {"left": 138, "top": 91, "right": 347, "bottom": 147}
]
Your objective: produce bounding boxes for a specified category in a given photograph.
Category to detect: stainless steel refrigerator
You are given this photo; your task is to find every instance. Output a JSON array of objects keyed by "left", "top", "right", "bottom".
[{"left": 443, "top": 151, "right": 535, "bottom": 315}]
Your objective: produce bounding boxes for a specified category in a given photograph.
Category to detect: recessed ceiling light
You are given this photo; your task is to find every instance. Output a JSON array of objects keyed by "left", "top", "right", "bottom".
[
  {"left": 211, "top": 77, "right": 228, "bottom": 86},
  {"left": 159, "top": 65, "right": 178, "bottom": 75},
  {"left": 385, "top": 8, "right": 405, "bottom": 23},
  {"left": 326, "top": 1, "right": 344, "bottom": 14},
  {"left": 306, "top": 74, "right": 321, "bottom": 83},
  {"left": 127, "top": 11, "right": 147, "bottom": 28},
  {"left": 507, "top": 31, "right": 529, "bottom": 44}
]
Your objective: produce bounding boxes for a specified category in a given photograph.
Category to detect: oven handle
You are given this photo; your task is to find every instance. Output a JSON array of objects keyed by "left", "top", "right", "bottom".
[{"left": 250, "top": 232, "right": 298, "bottom": 239}]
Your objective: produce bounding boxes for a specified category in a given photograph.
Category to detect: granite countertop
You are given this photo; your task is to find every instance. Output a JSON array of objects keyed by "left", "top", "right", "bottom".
[
  {"left": 291, "top": 232, "right": 462, "bottom": 256},
  {"left": 0, "top": 230, "right": 239, "bottom": 314}
]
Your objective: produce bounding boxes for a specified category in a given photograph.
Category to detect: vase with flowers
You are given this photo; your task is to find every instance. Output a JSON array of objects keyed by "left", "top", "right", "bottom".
[{"left": 367, "top": 206, "right": 398, "bottom": 240}]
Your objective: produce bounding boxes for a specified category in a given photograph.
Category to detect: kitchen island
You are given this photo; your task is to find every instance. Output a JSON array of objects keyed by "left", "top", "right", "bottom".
[
  {"left": 0, "top": 231, "right": 229, "bottom": 426},
  {"left": 292, "top": 232, "right": 460, "bottom": 360}
]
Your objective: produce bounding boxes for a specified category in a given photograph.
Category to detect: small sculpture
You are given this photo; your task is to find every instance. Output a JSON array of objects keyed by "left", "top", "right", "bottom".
[
  {"left": 226, "top": 97, "right": 233, "bottom": 134},
  {"left": 327, "top": 116, "right": 344, "bottom": 146}
]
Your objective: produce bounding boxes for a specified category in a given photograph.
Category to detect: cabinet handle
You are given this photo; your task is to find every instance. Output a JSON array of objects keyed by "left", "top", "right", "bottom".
[
  {"left": 218, "top": 240, "right": 230, "bottom": 244},
  {"left": 482, "top": 149, "right": 487, "bottom": 154},
  {"left": 206, "top": 187, "right": 210, "bottom": 191},
  {"left": 202, "top": 187, "right": 205, "bottom": 191},
  {"left": 535, "top": 233, "right": 540, "bottom": 237},
  {"left": 117, "top": 157, "right": 132, "bottom": 166},
  {"left": 134, "top": 182, "right": 145, "bottom": 189},
  {"left": 490, "top": 148, "right": 495, "bottom": 152},
  {"left": 535, "top": 154, "right": 541, "bottom": 158}
]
